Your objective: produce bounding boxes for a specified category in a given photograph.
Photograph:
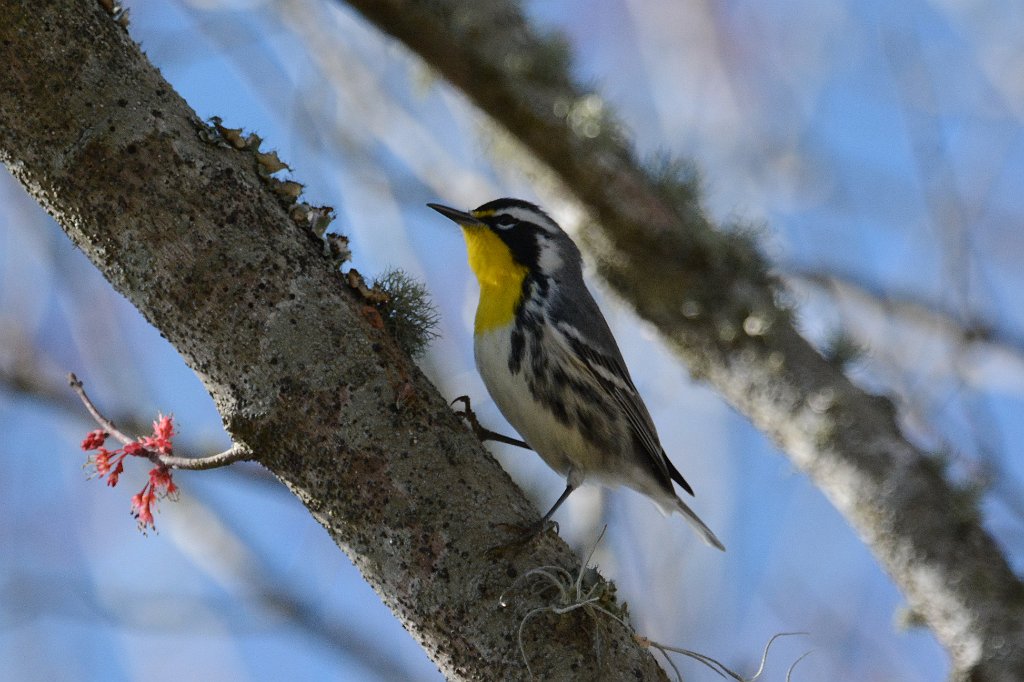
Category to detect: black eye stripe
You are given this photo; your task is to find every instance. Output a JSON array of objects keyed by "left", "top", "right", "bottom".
[
  {"left": 493, "top": 214, "right": 516, "bottom": 229},
  {"left": 490, "top": 217, "right": 541, "bottom": 269}
]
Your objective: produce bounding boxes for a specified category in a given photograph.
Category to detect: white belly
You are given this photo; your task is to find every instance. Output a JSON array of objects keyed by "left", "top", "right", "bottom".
[{"left": 474, "top": 326, "right": 581, "bottom": 478}]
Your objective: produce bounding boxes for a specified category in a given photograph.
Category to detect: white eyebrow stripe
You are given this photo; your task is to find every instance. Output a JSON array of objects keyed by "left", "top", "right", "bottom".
[{"left": 502, "top": 206, "right": 559, "bottom": 233}]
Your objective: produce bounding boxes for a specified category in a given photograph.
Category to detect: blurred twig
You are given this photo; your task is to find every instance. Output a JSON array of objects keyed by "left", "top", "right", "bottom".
[{"left": 786, "top": 268, "right": 1024, "bottom": 359}]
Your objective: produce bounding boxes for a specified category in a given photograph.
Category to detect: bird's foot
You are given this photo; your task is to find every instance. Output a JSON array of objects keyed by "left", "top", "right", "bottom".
[{"left": 451, "top": 395, "right": 532, "bottom": 449}]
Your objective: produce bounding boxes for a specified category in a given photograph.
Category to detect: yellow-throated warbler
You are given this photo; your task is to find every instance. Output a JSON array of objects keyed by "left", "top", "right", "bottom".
[{"left": 429, "top": 199, "right": 724, "bottom": 551}]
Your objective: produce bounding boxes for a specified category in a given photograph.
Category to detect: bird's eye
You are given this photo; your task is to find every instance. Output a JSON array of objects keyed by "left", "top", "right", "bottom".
[{"left": 493, "top": 214, "right": 516, "bottom": 230}]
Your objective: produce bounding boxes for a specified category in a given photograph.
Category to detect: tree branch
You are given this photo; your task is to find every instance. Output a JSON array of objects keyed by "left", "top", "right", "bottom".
[
  {"left": 786, "top": 267, "right": 1024, "bottom": 360},
  {"left": 68, "top": 372, "right": 139, "bottom": 446},
  {"left": 339, "top": 1, "right": 1024, "bottom": 679},
  {"left": 70, "top": 371, "right": 252, "bottom": 470},
  {"left": 0, "top": 2, "right": 667, "bottom": 679},
  {"left": 157, "top": 444, "right": 250, "bottom": 470}
]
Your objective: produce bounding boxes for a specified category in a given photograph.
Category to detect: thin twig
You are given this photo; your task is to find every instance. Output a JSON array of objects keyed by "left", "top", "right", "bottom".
[
  {"left": 642, "top": 631, "right": 808, "bottom": 682},
  {"left": 68, "top": 372, "right": 136, "bottom": 445},
  {"left": 159, "top": 444, "right": 251, "bottom": 470},
  {"left": 68, "top": 372, "right": 251, "bottom": 470},
  {"left": 787, "top": 650, "right": 813, "bottom": 682}
]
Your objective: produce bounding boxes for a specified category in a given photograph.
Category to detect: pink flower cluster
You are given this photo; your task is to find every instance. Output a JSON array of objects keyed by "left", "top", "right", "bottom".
[{"left": 81, "top": 415, "right": 179, "bottom": 532}]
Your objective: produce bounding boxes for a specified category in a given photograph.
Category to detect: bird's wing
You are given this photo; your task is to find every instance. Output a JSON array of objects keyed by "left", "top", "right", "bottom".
[{"left": 552, "top": 319, "right": 694, "bottom": 496}]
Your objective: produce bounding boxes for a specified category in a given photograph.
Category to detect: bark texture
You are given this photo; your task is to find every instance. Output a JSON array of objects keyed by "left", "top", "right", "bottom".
[
  {"left": 0, "top": 2, "right": 669, "bottom": 679},
  {"left": 341, "top": 1, "right": 1024, "bottom": 680}
]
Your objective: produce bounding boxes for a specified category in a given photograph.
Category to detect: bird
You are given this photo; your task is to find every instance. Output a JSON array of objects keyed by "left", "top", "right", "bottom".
[{"left": 428, "top": 198, "right": 724, "bottom": 551}]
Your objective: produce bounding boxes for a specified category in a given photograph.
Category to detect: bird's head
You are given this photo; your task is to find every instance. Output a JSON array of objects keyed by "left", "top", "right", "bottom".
[{"left": 428, "top": 198, "right": 578, "bottom": 285}]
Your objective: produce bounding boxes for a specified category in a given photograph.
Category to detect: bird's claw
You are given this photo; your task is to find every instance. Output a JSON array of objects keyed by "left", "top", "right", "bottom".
[
  {"left": 451, "top": 395, "right": 532, "bottom": 449},
  {"left": 452, "top": 395, "right": 487, "bottom": 439}
]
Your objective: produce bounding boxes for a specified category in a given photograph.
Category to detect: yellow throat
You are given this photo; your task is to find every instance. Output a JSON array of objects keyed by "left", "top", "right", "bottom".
[{"left": 461, "top": 224, "right": 529, "bottom": 334}]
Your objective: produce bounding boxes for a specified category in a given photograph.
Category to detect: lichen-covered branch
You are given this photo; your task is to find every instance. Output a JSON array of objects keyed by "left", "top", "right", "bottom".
[
  {"left": 0, "top": 2, "right": 667, "bottom": 679},
  {"left": 341, "top": 1, "right": 1024, "bottom": 679}
]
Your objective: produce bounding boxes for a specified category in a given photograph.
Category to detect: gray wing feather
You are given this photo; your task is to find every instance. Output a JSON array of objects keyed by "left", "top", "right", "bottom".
[{"left": 549, "top": 281, "right": 680, "bottom": 490}]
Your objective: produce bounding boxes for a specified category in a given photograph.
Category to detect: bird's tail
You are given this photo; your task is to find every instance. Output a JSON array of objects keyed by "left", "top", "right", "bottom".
[{"left": 674, "top": 497, "right": 726, "bottom": 551}]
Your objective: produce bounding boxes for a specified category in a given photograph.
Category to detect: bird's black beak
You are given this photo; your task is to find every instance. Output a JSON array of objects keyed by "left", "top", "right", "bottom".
[{"left": 427, "top": 203, "right": 485, "bottom": 227}]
